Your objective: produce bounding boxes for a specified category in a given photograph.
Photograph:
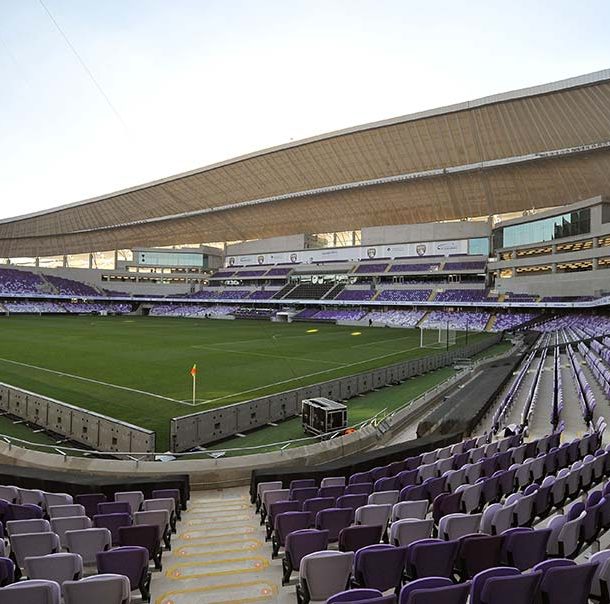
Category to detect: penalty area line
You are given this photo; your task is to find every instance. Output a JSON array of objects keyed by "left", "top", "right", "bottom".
[{"left": 0, "top": 356, "right": 192, "bottom": 405}]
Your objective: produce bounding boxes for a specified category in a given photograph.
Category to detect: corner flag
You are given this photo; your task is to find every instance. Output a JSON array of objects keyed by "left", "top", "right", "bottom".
[{"left": 190, "top": 364, "right": 197, "bottom": 404}]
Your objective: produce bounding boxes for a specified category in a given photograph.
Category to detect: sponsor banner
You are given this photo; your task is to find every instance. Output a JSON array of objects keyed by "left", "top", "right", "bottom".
[{"left": 225, "top": 240, "right": 469, "bottom": 267}]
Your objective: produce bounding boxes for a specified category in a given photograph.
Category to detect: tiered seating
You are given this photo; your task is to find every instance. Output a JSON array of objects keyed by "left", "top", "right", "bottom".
[
  {"left": 252, "top": 433, "right": 610, "bottom": 604},
  {"left": 422, "top": 311, "right": 489, "bottom": 331},
  {"left": 45, "top": 275, "right": 99, "bottom": 297},
  {"left": 310, "top": 310, "right": 366, "bottom": 321},
  {"left": 491, "top": 312, "right": 538, "bottom": 332},
  {"left": 0, "top": 484, "right": 187, "bottom": 601},
  {"left": 377, "top": 290, "right": 431, "bottom": 302},
  {"left": 443, "top": 260, "right": 487, "bottom": 272},
  {"left": 354, "top": 263, "right": 389, "bottom": 274},
  {"left": 435, "top": 290, "right": 491, "bottom": 303},
  {"left": 363, "top": 310, "right": 425, "bottom": 328},
  {"left": 150, "top": 304, "right": 239, "bottom": 317},
  {"left": 3, "top": 301, "right": 66, "bottom": 314},
  {"left": 0, "top": 267, "right": 45, "bottom": 295},
  {"left": 254, "top": 429, "right": 610, "bottom": 604},
  {"left": 388, "top": 263, "right": 440, "bottom": 273}
]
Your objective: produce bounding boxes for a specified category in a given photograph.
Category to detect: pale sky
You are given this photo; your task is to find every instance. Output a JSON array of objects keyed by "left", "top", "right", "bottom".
[{"left": 0, "top": 0, "right": 609, "bottom": 221}]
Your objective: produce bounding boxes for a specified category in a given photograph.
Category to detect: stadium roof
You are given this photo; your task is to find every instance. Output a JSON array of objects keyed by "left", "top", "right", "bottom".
[{"left": 2, "top": 69, "right": 610, "bottom": 257}]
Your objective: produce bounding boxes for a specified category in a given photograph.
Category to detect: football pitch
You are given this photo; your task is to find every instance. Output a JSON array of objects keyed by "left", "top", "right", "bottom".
[{"left": 0, "top": 315, "right": 489, "bottom": 449}]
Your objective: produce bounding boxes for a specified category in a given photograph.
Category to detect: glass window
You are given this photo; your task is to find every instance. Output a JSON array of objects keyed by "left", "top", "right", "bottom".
[
  {"left": 494, "top": 208, "right": 591, "bottom": 249},
  {"left": 468, "top": 237, "right": 489, "bottom": 256},
  {"left": 137, "top": 251, "right": 207, "bottom": 267}
]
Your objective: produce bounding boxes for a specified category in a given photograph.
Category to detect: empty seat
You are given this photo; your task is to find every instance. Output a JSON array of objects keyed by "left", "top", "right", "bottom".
[
  {"left": 282, "top": 529, "right": 329, "bottom": 585},
  {"left": 0, "top": 558, "right": 14, "bottom": 587},
  {"left": 134, "top": 510, "right": 171, "bottom": 550},
  {"left": 50, "top": 517, "right": 92, "bottom": 549},
  {"left": 6, "top": 519, "right": 50, "bottom": 537},
  {"left": 43, "top": 493, "right": 73, "bottom": 509},
  {"left": 352, "top": 543, "right": 407, "bottom": 593},
  {"left": 74, "top": 494, "right": 107, "bottom": 519},
  {"left": 338, "top": 525, "right": 382, "bottom": 553},
  {"left": 17, "top": 489, "right": 45, "bottom": 508},
  {"left": 354, "top": 504, "right": 392, "bottom": 531},
  {"left": 438, "top": 513, "right": 482, "bottom": 541},
  {"left": 63, "top": 573, "right": 130, "bottom": 604},
  {"left": 272, "top": 512, "right": 312, "bottom": 557},
  {"left": 321, "top": 477, "right": 346, "bottom": 489},
  {"left": 96, "top": 545, "right": 151, "bottom": 601},
  {"left": 0, "top": 486, "right": 18, "bottom": 504},
  {"left": 24, "top": 553, "right": 83, "bottom": 586},
  {"left": 368, "top": 491, "right": 399, "bottom": 506},
  {"left": 405, "top": 538, "right": 459, "bottom": 580},
  {"left": 64, "top": 528, "right": 111, "bottom": 565},
  {"left": 391, "top": 500, "right": 428, "bottom": 522},
  {"left": 151, "top": 488, "right": 182, "bottom": 519},
  {"left": 118, "top": 524, "right": 162, "bottom": 570},
  {"left": 296, "top": 550, "right": 354, "bottom": 604},
  {"left": 48, "top": 505, "right": 86, "bottom": 520},
  {"left": 93, "top": 513, "right": 132, "bottom": 547},
  {"left": 6, "top": 503, "right": 43, "bottom": 521},
  {"left": 142, "top": 498, "right": 176, "bottom": 532},
  {"left": 315, "top": 508, "right": 352, "bottom": 543},
  {"left": 11, "top": 532, "right": 60, "bottom": 570},
  {"left": 114, "top": 491, "right": 144, "bottom": 514},
  {"left": 97, "top": 501, "right": 131, "bottom": 516},
  {"left": 0, "top": 579, "right": 61, "bottom": 604},
  {"left": 390, "top": 519, "right": 434, "bottom": 547}
]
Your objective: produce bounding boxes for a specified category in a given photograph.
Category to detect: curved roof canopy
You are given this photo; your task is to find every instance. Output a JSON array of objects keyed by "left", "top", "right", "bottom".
[{"left": 2, "top": 69, "right": 610, "bottom": 257}]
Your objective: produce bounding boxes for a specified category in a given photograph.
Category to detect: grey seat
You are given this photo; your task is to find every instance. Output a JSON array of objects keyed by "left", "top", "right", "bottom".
[
  {"left": 43, "top": 493, "right": 73, "bottom": 509},
  {"left": 368, "top": 491, "right": 399, "bottom": 506},
  {"left": 24, "top": 553, "right": 83, "bottom": 586},
  {"left": 50, "top": 516, "right": 92, "bottom": 549},
  {"left": 114, "top": 491, "right": 144, "bottom": 514},
  {"left": 48, "top": 505, "right": 86, "bottom": 519},
  {"left": 354, "top": 504, "right": 392, "bottom": 529},
  {"left": 0, "top": 579, "right": 61, "bottom": 604},
  {"left": 455, "top": 482, "right": 482, "bottom": 513},
  {"left": 65, "top": 528, "right": 111, "bottom": 565},
  {"left": 438, "top": 513, "right": 482, "bottom": 541},
  {"left": 17, "top": 489, "right": 45, "bottom": 507},
  {"left": 321, "top": 477, "right": 346, "bottom": 488},
  {"left": 297, "top": 550, "right": 354, "bottom": 604},
  {"left": 391, "top": 500, "right": 428, "bottom": 522},
  {"left": 389, "top": 518, "right": 434, "bottom": 547},
  {"left": 6, "top": 519, "right": 51, "bottom": 537},
  {"left": 63, "top": 573, "right": 130, "bottom": 604},
  {"left": 11, "top": 532, "right": 61, "bottom": 569}
]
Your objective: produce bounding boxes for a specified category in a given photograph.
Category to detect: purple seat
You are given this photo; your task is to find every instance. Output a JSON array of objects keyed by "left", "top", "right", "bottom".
[
  {"left": 539, "top": 562, "right": 597, "bottom": 604},
  {"left": 6, "top": 503, "right": 43, "bottom": 522},
  {"left": 291, "top": 488, "right": 319, "bottom": 510},
  {"left": 397, "top": 470, "right": 419, "bottom": 489},
  {"left": 93, "top": 513, "right": 133, "bottom": 546},
  {"left": 338, "top": 524, "right": 382, "bottom": 552},
  {"left": 282, "top": 529, "right": 329, "bottom": 585},
  {"left": 400, "top": 484, "right": 427, "bottom": 502},
  {"left": 375, "top": 477, "right": 399, "bottom": 492},
  {"left": 423, "top": 477, "right": 446, "bottom": 502},
  {"left": 405, "top": 538, "right": 459, "bottom": 579},
  {"left": 118, "top": 524, "right": 162, "bottom": 570},
  {"left": 74, "top": 494, "right": 107, "bottom": 519},
  {"left": 302, "top": 497, "right": 335, "bottom": 523},
  {"left": 345, "top": 483, "right": 374, "bottom": 496},
  {"left": 266, "top": 500, "right": 299, "bottom": 539},
  {"left": 401, "top": 581, "right": 471, "bottom": 604},
  {"left": 96, "top": 545, "right": 151, "bottom": 601},
  {"left": 353, "top": 544, "right": 407, "bottom": 593},
  {"left": 290, "top": 479, "right": 316, "bottom": 493},
  {"left": 471, "top": 566, "right": 540, "bottom": 604},
  {"left": 0, "top": 557, "right": 14, "bottom": 587},
  {"left": 349, "top": 472, "right": 373, "bottom": 485},
  {"left": 502, "top": 527, "right": 552, "bottom": 571},
  {"left": 318, "top": 486, "right": 345, "bottom": 500},
  {"left": 432, "top": 492, "right": 462, "bottom": 525},
  {"left": 272, "top": 511, "right": 312, "bottom": 557},
  {"left": 315, "top": 507, "right": 352, "bottom": 543},
  {"left": 455, "top": 533, "right": 504, "bottom": 579},
  {"left": 0, "top": 579, "right": 61, "bottom": 604},
  {"left": 151, "top": 488, "right": 182, "bottom": 519},
  {"left": 97, "top": 501, "right": 130, "bottom": 516},
  {"left": 398, "top": 577, "right": 453, "bottom": 604},
  {"left": 328, "top": 588, "right": 385, "bottom": 603},
  {"left": 337, "top": 494, "right": 369, "bottom": 521}
]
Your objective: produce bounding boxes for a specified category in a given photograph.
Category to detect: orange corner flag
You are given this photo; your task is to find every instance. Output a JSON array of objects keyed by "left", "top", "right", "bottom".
[{"left": 190, "top": 363, "right": 197, "bottom": 378}]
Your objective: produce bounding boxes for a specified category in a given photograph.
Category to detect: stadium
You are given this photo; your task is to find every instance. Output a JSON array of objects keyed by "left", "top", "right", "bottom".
[{"left": 1, "top": 5, "right": 610, "bottom": 602}]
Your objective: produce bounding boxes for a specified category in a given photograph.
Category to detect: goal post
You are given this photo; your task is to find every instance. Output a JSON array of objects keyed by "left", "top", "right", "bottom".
[{"left": 419, "top": 323, "right": 457, "bottom": 349}]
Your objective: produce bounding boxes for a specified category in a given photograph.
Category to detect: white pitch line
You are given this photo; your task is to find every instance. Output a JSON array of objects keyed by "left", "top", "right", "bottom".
[
  {"left": 197, "top": 344, "right": 421, "bottom": 406},
  {"left": 190, "top": 344, "right": 345, "bottom": 366},
  {"left": 0, "top": 356, "right": 185, "bottom": 404}
]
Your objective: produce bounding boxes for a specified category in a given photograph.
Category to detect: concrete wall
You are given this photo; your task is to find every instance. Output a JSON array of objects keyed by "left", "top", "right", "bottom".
[
  {"left": 170, "top": 334, "right": 501, "bottom": 452},
  {"left": 362, "top": 221, "right": 490, "bottom": 246},
  {"left": 0, "top": 383, "right": 155, "bottom": 453},
  {"left": 226, "top": 235, "right": 306, "bottom": 256}
]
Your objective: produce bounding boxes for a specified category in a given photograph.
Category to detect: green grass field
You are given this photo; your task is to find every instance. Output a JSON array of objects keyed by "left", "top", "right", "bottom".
[{"left": 0, "top": 315, "right": 490, "bottom": 450}]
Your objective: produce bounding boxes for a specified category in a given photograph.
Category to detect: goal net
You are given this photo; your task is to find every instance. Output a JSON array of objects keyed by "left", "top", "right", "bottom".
[{"left": 419, "top": 325, "right": 457, "bottom": 349}]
